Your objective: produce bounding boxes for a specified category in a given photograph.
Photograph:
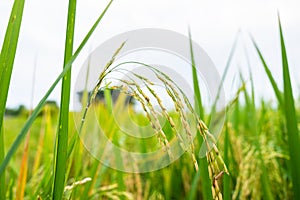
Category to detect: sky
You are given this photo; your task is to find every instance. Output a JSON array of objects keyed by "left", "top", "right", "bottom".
[{"left": 1, "top": 0, "right": 300, "bottom": 109}]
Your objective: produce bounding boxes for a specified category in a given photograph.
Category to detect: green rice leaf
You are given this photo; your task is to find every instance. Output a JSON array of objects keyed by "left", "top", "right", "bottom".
[
  {"left": 189, "top": 28, "right": 204, "bottom": 118},
  {"left": 223, "top": 121, "right": 230, "bottom": 200},
  {"left": 209, "top": 31, "right": 239, "bottom": 125},
  {"left": 0, "top": 127, "right": 5, "bottom": 199},
  {"left": 188, "top": 28, "right": 213, "bottom": 200},
  {"left": 251, "top": 36, "right": 283, "bottom": 108},
  {"left": 0, "top": 0, "right": 25, "bottom": 198},
  {"left": 279, "top": 16, "right": 300, "bottom": 199},
  {"left": 52, "top": 0, "right": 76, "bottom": 199}
]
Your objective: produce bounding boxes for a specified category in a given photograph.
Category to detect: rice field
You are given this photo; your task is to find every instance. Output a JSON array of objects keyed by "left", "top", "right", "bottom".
[{"left": 1, "top": 0, "right": 299, "bottom": 200}]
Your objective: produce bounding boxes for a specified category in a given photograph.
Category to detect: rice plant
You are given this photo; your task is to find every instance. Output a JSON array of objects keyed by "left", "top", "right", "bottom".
[
  {"left": 0, "top": 0, "right": 25, "bottom": 199},
  {"left": 0, "top": 0, "right": 299, "bottom": 199}
]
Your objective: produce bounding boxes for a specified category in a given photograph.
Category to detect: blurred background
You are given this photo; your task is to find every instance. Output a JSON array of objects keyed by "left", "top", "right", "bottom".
[{"left": 1, "top": 0, "right": 299, "bottom": 109}]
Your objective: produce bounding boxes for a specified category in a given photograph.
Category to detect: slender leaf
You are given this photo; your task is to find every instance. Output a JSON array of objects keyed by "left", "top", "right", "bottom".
[
  {"left": 52, "top": 0, "right": 76, "bottom": 199},
  {"left": 223, "top": 121, "right": 230, "bottom": 200},
  {"left": 0, "top": 0, "right": 25, "bottom": 198},
  {"left": 279, "top": 16, "right": 300, "bottom": 199},
  {"left": 251, "top": 36, "right": 283, "bottom": 108},
  {"left": 243, "top": 39, "right": 255, "bottom": 107},
  {"left": 189, "top": 28, "right": 203, "bottom": 118},
  {"left": 187, "top": 168, "right": 200, "bottom": 200},
  {"left": 0, "top": 127, "right": 4, "bottom": 199},
  {"left": 209, "top": 31, "right": 239, "bottom": 124},
  {"left": 188, "top": 28, "right": 213, "bottom": 200},
  {"left": 0, "top": 0, "right": 25, "bottom": 121}
]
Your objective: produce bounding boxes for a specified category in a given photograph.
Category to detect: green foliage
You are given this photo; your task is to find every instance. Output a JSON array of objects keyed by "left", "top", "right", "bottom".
[
  {"left": 188, "top": 29, "right": 213, "bottom": 200},
  {"left": 251, "top": 37, "right": 283, "bottom": 109},
  {"left": 0, "top": 1, "right": 299, "bottom": 199},
  {"left": 53, "top": 0, "right": 77, "bottom": 199},
  {"left": 251, "top": 16, "right": 300, "bottom": 199},
  {"left": 222, "top": 121, "right": 230, "bottom": 200},
  {"left": 0, "top": 0, "right": 114, "bottom": 177},
  {"left": 279, "top": 16, "right": 300, "bottom": 199},
  {"left": 0, "top": 0, "right": 25, "bottom": 198}
]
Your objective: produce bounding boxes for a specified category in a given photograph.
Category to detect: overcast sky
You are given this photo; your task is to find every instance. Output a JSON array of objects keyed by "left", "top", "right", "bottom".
[{"left": 1, "top": 0, "right": 299, "bottom": 108}]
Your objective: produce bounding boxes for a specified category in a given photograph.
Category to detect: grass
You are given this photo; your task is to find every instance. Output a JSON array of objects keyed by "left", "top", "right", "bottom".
[
  {"left": 0, "top": 1, "right": 299, "bottom": 200},
  {"left": 222, "top": 121, "right": 230, "bottom": 200},
  {"left": 188, "top": 29, "right": 212, "bottom": 200},
  {"left": 251, "top": 37, "right": 283, "bottom": 108},
  {"left": 250, "top": 16, "right": 300, "bottom": 199},
  {"left": 0, "top": 0, "right": 25, "bottom": 198},
  {"left": 2, "top": 93, "right": 299, "bottom": 199},
  {"left": 279, "top": 16, "right": 300, "bottom": 199},
  {"left": 53, "top": 0, "right": 76, "bottom": 199}
]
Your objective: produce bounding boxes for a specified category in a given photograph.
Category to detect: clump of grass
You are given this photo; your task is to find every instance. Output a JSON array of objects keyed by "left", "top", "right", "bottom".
[
  {"left": 0, "top": 1, "right": 114, "bottom": 197},
  {"left": 77, "top": 44, "right": 192, "bottom": 162},
  {"left": 251, "top": 15, "right": 300, "bottom": 199},
  {"left": 3, "top": 0, "right": 298, "bottom": 198}
]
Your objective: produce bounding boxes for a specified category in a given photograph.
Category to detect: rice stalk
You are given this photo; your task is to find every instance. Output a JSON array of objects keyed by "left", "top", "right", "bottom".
[
  {"left": 123, "top": 80, "right": 172, "bottom": 156},
  {"left": 32, "top": 108, "right": 47, "bottom": 174},
  {"left": 72, "top": 37, "right": 229, "bottom": 200},
  {"left": 142, "top": 80, "right": 186, "bottom": 152},
  {"left": 110, "top": 61, "right": 228, "bottom": 177},
  {"left": 109, "top": 82, "right": 171, "bottom": 155},
  {"left": 91, "top": 62, "right": 228, "bottom": 199},
  {"left": 81, "top": 68, "right": 183, "bottom": 165},
  {"left": 79, "top": 57, "right": 198, "bottom": 162},
  {"left": 53, "top": 0, "right": 76, "bottom": 199},
  {"left": 188, "top": 29, "right": 230, "bottom": 200},
  {"left": 156, "top": 75, "right": 198, "bottom": 168},
  {"left": 16, "top": 114, "right": 32, "bottom": 200},
  {"left": 223, "top": 121, "right": 231, "bottom": 200},
  {"left": 107, "top": 67, "right": 199, "bottom": 164},
  {"left": 64, "top": 177, "right": 92, "bottom": 192}
]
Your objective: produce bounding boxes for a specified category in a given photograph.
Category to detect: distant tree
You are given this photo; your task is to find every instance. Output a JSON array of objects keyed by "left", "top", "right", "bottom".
[
  {"left": 5, "top": 105, "right": 26, "bottom": 116},
  {"left": 45, "top": 100, "right": 59, "bottom": 108},
  {"left": 77, "top": 89, "right": 135, "bottom": 106}
]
